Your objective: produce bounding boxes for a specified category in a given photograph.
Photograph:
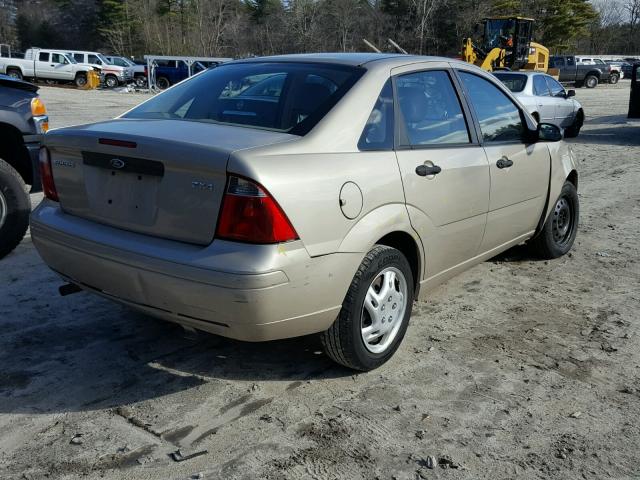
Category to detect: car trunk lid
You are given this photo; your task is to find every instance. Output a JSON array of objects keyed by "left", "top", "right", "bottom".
[{"left": 45, "top": 118, "right": 296, "bottom": 245}]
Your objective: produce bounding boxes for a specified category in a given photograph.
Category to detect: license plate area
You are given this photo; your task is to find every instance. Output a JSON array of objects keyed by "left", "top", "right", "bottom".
[{"left": 82, "top": 152, "right": 163, "bottom": 226}]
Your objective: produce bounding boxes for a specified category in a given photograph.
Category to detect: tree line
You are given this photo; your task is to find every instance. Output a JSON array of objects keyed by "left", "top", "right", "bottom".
[{"left": 1, "top": 0, "right": 639, "bottom": 60}]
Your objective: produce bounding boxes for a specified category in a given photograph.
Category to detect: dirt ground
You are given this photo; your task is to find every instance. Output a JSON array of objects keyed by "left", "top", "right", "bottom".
[{"left": 1, "top": 82, "right": 639, "bottom": 480}]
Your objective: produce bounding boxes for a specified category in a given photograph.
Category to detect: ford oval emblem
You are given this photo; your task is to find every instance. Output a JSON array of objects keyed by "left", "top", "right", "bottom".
[{"left": 110, "top": 158, "right": 126, "bottom": 169}]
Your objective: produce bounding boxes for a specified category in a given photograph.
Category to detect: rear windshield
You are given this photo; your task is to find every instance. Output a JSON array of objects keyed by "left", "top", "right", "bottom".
[
  {"left": 124, "top": 62, "right": 364, "bottom": 136},
  {"left": 493, "top": 73, "right": 528, "bottom": 93}
]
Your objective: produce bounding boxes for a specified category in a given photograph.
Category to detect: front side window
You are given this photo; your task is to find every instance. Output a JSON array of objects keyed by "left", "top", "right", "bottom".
[
  {"left": 458, "top": 71, "right": 523, "bottom": 143},
  {"left": 545, "top": 77, "right": 565, "bottom": 97},
  {"left": 358, "top": 79, "right": 394, "bottom": 151},
  {"left": 533, "top": 75, "right": 550, "bottom": 96},
  {"left": 51, "top": 53, "right": 66, "bottom": 64},
  {"left": 124, "top": 62, "right": 364, "bottom": 135},
  {"left": 396, "top": 70, "right": 470, "bottom": 146},
  {"left": 88, "top": 54, "right": 102, "bottom": 65}
]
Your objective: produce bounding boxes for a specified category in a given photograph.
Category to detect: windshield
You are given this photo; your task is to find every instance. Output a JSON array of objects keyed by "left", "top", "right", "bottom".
[
  {"left": 483, "top": 18, "right": 515, "bottom": 50},
  {"left": 124, "top": 62, "right": 364, "bottom": 135},
  {"left": 493, "top": 73, "right": 527, "bottom": 92}
]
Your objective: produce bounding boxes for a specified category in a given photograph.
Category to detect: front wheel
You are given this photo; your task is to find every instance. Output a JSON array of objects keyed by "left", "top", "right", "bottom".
[
  {"left": 321, "top": 245, "right": 414, "bottom": 371},
  {"left": 528, "top": 181, "right": 579, "bottom": 259},
  {"left": 134, "top": 75, "right": 147, "bottom": 88},
  {"left": 104, "top": 75, "right": 118, "bottom": 88},
  {"left": 564, "top": 110, "right": 583, "bottom": 138},
  {"left": 74, "top": 73, "right": 87, "bottom": 88},
  {"left": 0, "top": 158, "right": 31, "bottom": 259}
]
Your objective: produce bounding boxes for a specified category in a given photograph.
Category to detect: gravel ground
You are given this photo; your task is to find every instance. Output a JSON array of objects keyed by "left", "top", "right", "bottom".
[{"left": 1, "top": 83, "right": 639, "bottom": 480}]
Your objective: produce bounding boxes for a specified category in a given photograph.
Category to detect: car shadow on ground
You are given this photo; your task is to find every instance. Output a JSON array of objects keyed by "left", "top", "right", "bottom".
[
  {"left": 568, "top": 113, "right": 640, "bottom": 146},
  {"left": 0, "top": 292, "right": 350, "bottom": 415}
]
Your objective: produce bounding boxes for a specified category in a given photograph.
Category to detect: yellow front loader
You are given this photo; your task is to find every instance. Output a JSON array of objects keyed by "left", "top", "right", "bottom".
[{"left": 461, "top": 17, "right": 550, "bottom": 73}]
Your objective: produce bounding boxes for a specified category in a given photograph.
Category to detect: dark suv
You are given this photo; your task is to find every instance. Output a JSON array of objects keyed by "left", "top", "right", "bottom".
[{"left": 0, "top": 74, "right": 48, "bottom": 258}]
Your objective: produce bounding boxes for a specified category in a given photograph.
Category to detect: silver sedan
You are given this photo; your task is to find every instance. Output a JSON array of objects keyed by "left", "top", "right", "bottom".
[{"left": 494, "top": 71, "right": 584, "bottom": 137}]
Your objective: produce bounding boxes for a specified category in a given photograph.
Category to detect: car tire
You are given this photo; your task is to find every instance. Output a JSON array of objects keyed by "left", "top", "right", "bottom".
[
  {"left": 134, "top": 75, "right": 146, "bottom": 88},
  {"left": 156, "top": 77, "right": 170, "bottom": 90},
  {"left": 75, "top": 73, "right": 87, "bottom": 88},
  {"left": 609, "top": 73, "right": 619, "bottom": 84},
  {"left": 104, "top": 75, "right": 118, "bottom": 88},
  {"left": 529, "top": 181, "right": 579, "bottom": 259},
  {"left": 585, "top": 75, "right": 598, "bottom": 88},
  {"left": 7, "top": 68, "right": 22, "bottom": 80},
  {"left": 0, "top": 158, "right": 31, "bottom": 259},
  {"left": 564, "top": 110, "right": 583, "bottom": 138},
  {"left": 320, "top": 245, "right": 414, "bottom": 371}
]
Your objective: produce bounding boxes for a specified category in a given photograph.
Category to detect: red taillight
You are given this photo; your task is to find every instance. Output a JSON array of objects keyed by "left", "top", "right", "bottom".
[
  {"left": 216, "top": 176, "right": 298, "bottom": 244},
  {"left": 38, "top": 147, "right": 58, "bottom": 202}
]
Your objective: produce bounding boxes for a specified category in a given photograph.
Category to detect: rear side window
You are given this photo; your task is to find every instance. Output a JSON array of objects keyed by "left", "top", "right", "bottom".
[
  {"left": 125, "top": 62, "right": 364, "bottom": 136},
  {"left": 566, "top": 57, "right": 576, "bottom": 66},
  {"left": 533, "top": 75, "right": 550, "bottom": 96},
  {"left": 358, "top": 79, "right": 394, "bottom": 151},
  {"left": 73, "top": 54, "right": 83, "bottom": 63},
  {"left": 39, "top": 52, "right": 49, "bottom": 62},
  {"left": 458, "top": 71, "right": 523, "bottom": 143},
  {"left": 494, "top": 73, "right": 527, "bottom": 92},
  {"left": 396, "top": 70, "right": 470, "bottom": 146}
]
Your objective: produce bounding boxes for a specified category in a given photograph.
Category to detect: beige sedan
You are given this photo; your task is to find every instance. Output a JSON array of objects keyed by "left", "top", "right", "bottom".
[{"left": 31, "top": 54, "right": 579, "bottom": 371}]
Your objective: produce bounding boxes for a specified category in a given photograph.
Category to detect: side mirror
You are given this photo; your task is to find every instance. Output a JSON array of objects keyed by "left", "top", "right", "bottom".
[
  {"left": 539, "top": 123, "right": 563, "bottom": 142},
  {"left": 566, "top": 89, "right": 575, "bottom": 97}
]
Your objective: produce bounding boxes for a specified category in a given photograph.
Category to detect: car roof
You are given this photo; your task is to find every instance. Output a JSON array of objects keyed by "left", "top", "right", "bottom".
[
  {"left": 492, "top": 71, "right": 546, "bottom": 77},
  {"left": 233, "top": 52, "right": 467, "bottom": 68}
]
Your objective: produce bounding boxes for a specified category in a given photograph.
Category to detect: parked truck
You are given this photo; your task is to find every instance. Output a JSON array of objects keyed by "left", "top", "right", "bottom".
[
  {"left": 549, "top": 55, "right": 610, "bottom": 88},
  {"left": 0, "top": 48, "right": 98, "bottom": 87},
  {"left": 0, "top": 74, "right": 48, "bottom": 258}
]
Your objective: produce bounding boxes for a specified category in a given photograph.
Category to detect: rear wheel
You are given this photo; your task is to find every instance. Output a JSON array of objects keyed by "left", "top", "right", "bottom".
[
  {"left": 75, "top": 73, "right": 87, "bottom": 88},
  {"left": 585, "top": 75, "right": 598, "bottom": 88},
  {"left": 156, "top": 76, "right": 170, "bottom": 90},
  {"left": 6, "top": 69, "right": 22, "bottom": 80},
  {"left": 134, "top": 75, "right": 146, "bottom": 88},
  {"left": 609, "top": 73, "right": 620, "bottom": 84},
  {"left": 321, "top": 245, "right": 414, "bottom": 371},
  {"left": 0, "top": 158, "right": 31, "bottom": 259},
  {"left": 529, "top": 181, "right": 579, "bottom": 259}
]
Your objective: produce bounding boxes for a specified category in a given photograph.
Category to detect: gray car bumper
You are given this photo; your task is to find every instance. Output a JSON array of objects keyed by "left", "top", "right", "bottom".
[{"left": 30, "top": 201, "right": 360, "bottom": 341}]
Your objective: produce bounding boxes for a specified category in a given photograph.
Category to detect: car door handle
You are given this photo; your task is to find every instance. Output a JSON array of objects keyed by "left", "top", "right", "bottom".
[
  {"left": 496, "top": 157, "right": 514, "bottom": 169},
  {"left": 415, "top": 164, "right": 442, "bottom": 176}
]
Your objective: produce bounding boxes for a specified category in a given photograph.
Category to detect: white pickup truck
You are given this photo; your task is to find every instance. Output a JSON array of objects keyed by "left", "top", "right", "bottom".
[{"left": 0, "top": 48, "right": 98, "bottom": 87}]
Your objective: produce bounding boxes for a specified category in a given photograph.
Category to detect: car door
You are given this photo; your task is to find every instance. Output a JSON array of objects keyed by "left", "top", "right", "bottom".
[
  {"left": 50, "top": 52, "right": 73, "bottom": 79},
  {"left": 392, "top": 65, "right": 490, "bottom": 278},
  {"left": 456, "top": 69, "right": 549, "bottom": 252},
  {"left": 545, "top": 76, "right": 575, "bottom": 127},
  {"left": 531, "top": 74, "right": 556, "bottom": 124},
  {"left": 34, "top": 51, "right": 54, "bottom": 78}
]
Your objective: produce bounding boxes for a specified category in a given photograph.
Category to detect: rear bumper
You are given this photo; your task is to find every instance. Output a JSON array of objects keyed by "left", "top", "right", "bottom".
[{"left": 30, "top": 201, "right": 360, "bottom": 341}]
